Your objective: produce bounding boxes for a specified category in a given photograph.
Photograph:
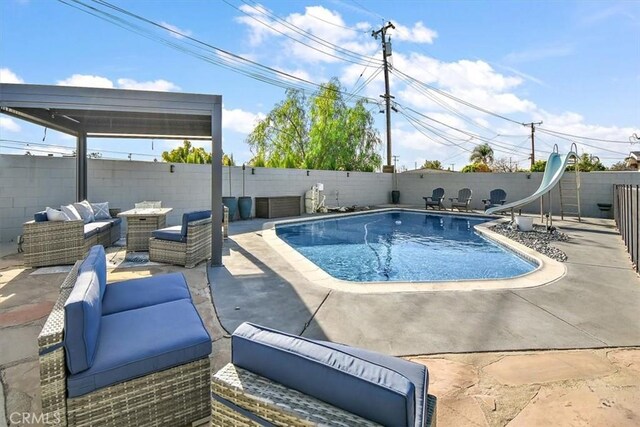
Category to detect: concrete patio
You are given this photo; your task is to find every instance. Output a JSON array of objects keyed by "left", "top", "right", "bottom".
[{"left": 1, "top": 211, "right": 639, "bottom": 426}]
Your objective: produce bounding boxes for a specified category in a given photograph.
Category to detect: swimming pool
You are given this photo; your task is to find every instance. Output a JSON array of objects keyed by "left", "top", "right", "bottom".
[{"left": 275, "top": 211, "right": 537, "bottom": 282}]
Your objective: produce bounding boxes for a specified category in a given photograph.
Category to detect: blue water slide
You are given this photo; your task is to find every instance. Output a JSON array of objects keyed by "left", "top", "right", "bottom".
[{"left": 485, "top": 150, "right": 578, "bottom": 215}]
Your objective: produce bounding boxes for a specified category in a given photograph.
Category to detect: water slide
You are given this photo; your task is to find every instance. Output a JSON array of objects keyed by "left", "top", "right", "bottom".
[{"left": 485, "top": 148, "right": 578, "bottom": 215}]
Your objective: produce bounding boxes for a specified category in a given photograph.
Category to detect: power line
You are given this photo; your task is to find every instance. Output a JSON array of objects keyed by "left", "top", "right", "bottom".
[
  {"left": 537, "top": 127, "right": 634, "bottom": 144},
  {"left": 225, "top": 0, "right": 382, "bottom": 67}
]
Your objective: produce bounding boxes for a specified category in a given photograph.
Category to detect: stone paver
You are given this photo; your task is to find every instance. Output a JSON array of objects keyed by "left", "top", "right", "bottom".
[
  {"left": 410, "top": 358, "right": 478, "bottom": 396},
  {"left": 483, "top": 351, "right": 617, "bottom": 385},
  {"left": 507, "top": 383, "right": 640, "bottom": 426},
  {"left": 438, "top": 396, "right": 489, "bottom": 427},
  {"left": 0, "top": 302, "right": 54, "bottom": 328}
]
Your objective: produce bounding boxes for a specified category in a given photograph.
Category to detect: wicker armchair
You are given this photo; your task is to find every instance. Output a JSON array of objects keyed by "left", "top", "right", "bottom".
[{"left": 38, "top": 261, "right": 211, "bottom": 427}]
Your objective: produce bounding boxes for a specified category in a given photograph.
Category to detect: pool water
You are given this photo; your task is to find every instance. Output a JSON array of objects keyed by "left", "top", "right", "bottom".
[{"left": 275, "top": 211, "right": 537, "bottom": 282}]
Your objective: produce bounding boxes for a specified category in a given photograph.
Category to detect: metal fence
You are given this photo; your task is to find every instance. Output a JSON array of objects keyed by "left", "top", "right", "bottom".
[{"left": 614, "top": 184, "right": 639, "bottom": 273}]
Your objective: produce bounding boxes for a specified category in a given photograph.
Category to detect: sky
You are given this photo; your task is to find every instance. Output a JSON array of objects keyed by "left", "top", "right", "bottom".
[{"left": 1, "top": 0, "right": 639, "bottom": 171}]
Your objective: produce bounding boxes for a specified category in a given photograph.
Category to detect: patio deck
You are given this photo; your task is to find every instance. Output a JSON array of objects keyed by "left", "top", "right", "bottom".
[{"left": 1, "top": 211, "right": 639, "bottom": 425}]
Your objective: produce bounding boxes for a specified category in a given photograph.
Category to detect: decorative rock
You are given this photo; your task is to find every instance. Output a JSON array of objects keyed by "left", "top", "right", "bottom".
[{"left": 489, "top": 223, "right": 568, "bottom": 262}]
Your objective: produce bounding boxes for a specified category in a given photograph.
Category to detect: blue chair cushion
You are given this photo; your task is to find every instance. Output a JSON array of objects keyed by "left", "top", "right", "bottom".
[
  {"left": 316, "top": 340, "right": 428, "bottom": 427},
  {"left": 79, "top": 245, "right": 107, "bottom": 299},
  {"left": 34, "top": 211, "right": 48, "bottom": 222},
  {"left": 102, "top": 272, "right": 191, "bottom": 315},
  {"left": 66, "top": 299, "right": 212, "bottom": 398},
  {"left": 181, "top": 210, "right": 211, "bottom": 238},
  {"left": 231, "top": 322, "right": 416, "bottom": 427},
  {"left": 83, "top": 223, "right": 102, "bottom": 238},
  {"left": 64, "top": 268, "right": 102, "bottom": 374},
  {"left": 151, "top": 225, "right": 184, "bottom": 242}
]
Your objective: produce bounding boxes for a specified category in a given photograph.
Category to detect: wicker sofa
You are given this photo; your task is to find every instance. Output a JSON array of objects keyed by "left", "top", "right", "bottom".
[
  {"left": 211, "top": 323, "right": 437, "bottom": 426},
  {"left": 23, "top": 207, "right": 121, "bottom": 267},
  {"left": 38, "top": 245, "right": 212, "bottom": 426}
]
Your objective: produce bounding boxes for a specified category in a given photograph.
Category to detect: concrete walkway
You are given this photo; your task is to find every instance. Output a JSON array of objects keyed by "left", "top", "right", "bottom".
[{"left": 209, "top": 213, "right": 640, "bottom": 355}]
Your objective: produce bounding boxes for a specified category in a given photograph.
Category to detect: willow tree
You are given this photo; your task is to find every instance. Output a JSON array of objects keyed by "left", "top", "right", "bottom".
[{"left": 246, "top": 78, "right": 382, "bottom": 172}]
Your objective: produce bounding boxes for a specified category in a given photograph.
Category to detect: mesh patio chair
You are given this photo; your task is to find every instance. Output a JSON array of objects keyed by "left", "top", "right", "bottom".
[
  {"left": 483, "top": 189, "right": 507, "bottom": 210},
  {"left": 449, "top": 188, "right": 472, "bottom": 212},
  {"left": 423, "top": 188, "right": 445, "bottom": 210}
]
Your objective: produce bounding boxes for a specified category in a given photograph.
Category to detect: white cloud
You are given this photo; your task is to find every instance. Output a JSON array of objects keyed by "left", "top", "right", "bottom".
[
  {"left": 222, "top": 107, "right": 265, "bottom": 134},
  {"left": 0, "top": 117, "right": 21, "bottom": 132},
  {"left": 55, "top": 74, "right": 180, "bottom": 92},
  {"left": 392, "top": 21, "right": 437, "bottom": 44},
  {"left": 57, "top": 74, "right": 114, "bottom": 88},
  {"left": 0, "top": 68, "right": 24, "bottom": 83},
  {"left": 159, "top": 22, "right": 192, "bottom": 39},
  {"left": 116, "top": 78, "right": 180, "bottom": 92}
]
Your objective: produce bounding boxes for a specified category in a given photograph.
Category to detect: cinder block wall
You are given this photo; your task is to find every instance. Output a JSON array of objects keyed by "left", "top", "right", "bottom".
[
  {"left": 397, "top": 171, "right": 639, "bottom": 218},
  {"left": 0, "top": 155, "right": 392, "bottom": 243}
]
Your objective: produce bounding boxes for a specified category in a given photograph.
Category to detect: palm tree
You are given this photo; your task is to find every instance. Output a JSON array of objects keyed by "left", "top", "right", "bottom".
[{"left": 469, "top": 143, "right": 494, "bottom": 165}]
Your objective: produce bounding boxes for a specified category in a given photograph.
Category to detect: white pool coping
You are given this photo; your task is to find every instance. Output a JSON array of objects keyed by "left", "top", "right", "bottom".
[{"left": 261, "top": 208, "right": 566, "bottom": 293}]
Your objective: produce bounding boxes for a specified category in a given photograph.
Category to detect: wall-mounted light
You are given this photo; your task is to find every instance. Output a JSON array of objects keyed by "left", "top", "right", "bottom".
[
  {"left": 251, "top": 168, "right": 255, "bottom": 175},
  {"left": 347, "top": 172, "right": 350, "bottom": 177},
  {"left": 526, "top": 173, "right": 531, "bottom": 179},
  {"left": 242, "top": 163, "right": 246, "bottom": 171},
  {"left": 170, "top": 164, "right": 175, "bottom": 173},
  {"left": 420, "top": 174, "right": 424, "bottom": 179},
  {"left": 306, "top": 170, "right": 310, "bottom": 176}
]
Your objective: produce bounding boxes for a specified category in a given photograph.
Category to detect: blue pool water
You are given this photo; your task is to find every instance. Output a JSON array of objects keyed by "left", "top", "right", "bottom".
[{"left": 275, "top": 211, "right": 537, "bottom": 282}]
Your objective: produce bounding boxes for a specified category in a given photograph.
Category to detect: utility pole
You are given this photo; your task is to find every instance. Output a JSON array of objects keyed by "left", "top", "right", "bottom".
[
  {"left": 372, "top": 22, "right": 395, "bottom": 171},
  {"left": 523, "top": 121, "right": 542, "bottom": 168},
  {"left": 450, "top": 163, "right": 455, "bottom": 172}
]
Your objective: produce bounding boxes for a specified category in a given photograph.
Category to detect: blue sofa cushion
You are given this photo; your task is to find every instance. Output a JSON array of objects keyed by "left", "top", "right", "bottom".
[
  {"left": 91, "top": 221, "right": 112, "bottom": 233},
  {"left": 83, "top": 223, "right": 102, "bottom": 238},
  {"left": 102, "top": 272, "right": 191, "bottom": 315},
  {"left": 181, "top": 210, "right": 211, "bottom": 238},
  {"left": 64, "top": 268, "right": 102, "bottom": 374},
  {"left": 151, "top": 225, "right": 184, "bottom": 242},
  {"left": 34, "top": 211, "right": 48, "bottom": 222},
  {"left": 317, "top": 340, "right": 428, "bottom": 427},
  {"left": 67, "top": 299, "right": 212, "bottom": 398},
  {"left": 79, "top": 245, "right": 107, "bottom": 299},
  {"left": 231, "top": 322, "right": 416, "bottom": 427}
]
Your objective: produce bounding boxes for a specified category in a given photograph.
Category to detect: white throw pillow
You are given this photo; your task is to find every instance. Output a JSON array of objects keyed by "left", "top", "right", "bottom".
[
  {"left": 73, "top": 200, "right": 95, "bottom": 223},
  {"left": 91, "top": 202, "right": 111, "bottom": 220},
  {"left": 61, "top": 204, "right": 82, "bottom": 221},
  {"left": 45, "top": 207, "right": 69, "bottom": 222}
]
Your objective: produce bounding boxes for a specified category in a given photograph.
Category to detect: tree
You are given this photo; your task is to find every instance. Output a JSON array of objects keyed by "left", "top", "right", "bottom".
[
  {"left": 576, "top": 153, "right": 605, "bottom": 172},
  {"left": 530, "top": 160, "right": 547, "bottom": 172},
  {"left": 162, "top": 140, "right": 211, "bottom": 164},
  {"left": 609, "top": 160, "right": 633, "bottom": 171},
  {"left": 247, "top": 78, "right": 382, "bottom": 171},
  {"left": 421, "top": 160, "right": 443, "bottom": 170},
  {"left": 461, "top": 162, "right": 492, "bottom": 173},
  {"left": 492, "top": 157, "right": 518, "bottom": 172},
  {"left": 469, "top": 143, "right": 494, "bottom": 165},
  {"left": 222, "top": 153, "right": 235, "bottom": 166}
]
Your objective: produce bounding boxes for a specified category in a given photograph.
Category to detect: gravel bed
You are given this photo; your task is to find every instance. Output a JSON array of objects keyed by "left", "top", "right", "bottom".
[{"left": 489, "top": 222, "right": 569, "bottom": 262}]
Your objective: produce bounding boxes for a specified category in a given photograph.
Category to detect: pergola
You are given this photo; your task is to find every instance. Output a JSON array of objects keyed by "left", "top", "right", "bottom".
[{"left": 0, "top": 83, "right": 224, "bottom": 266}]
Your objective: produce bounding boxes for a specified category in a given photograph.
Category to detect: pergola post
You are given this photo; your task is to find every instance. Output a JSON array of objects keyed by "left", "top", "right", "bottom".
[
  {"left": 210, "top": 103, "right": 223, "bottom": 267},
  {"left": 76, "top": 130, "right": 87, "bottom": 201}
]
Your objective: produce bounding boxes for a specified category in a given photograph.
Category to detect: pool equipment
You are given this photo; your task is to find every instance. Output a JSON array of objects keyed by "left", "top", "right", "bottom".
[{"left": 304, "top": 183, "right": 326, "bottom": 214}]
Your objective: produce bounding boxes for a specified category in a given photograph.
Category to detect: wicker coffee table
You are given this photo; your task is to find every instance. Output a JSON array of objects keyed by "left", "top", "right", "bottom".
[{"left": 118, "top": 208, "right": 172, "bottom": 252}]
